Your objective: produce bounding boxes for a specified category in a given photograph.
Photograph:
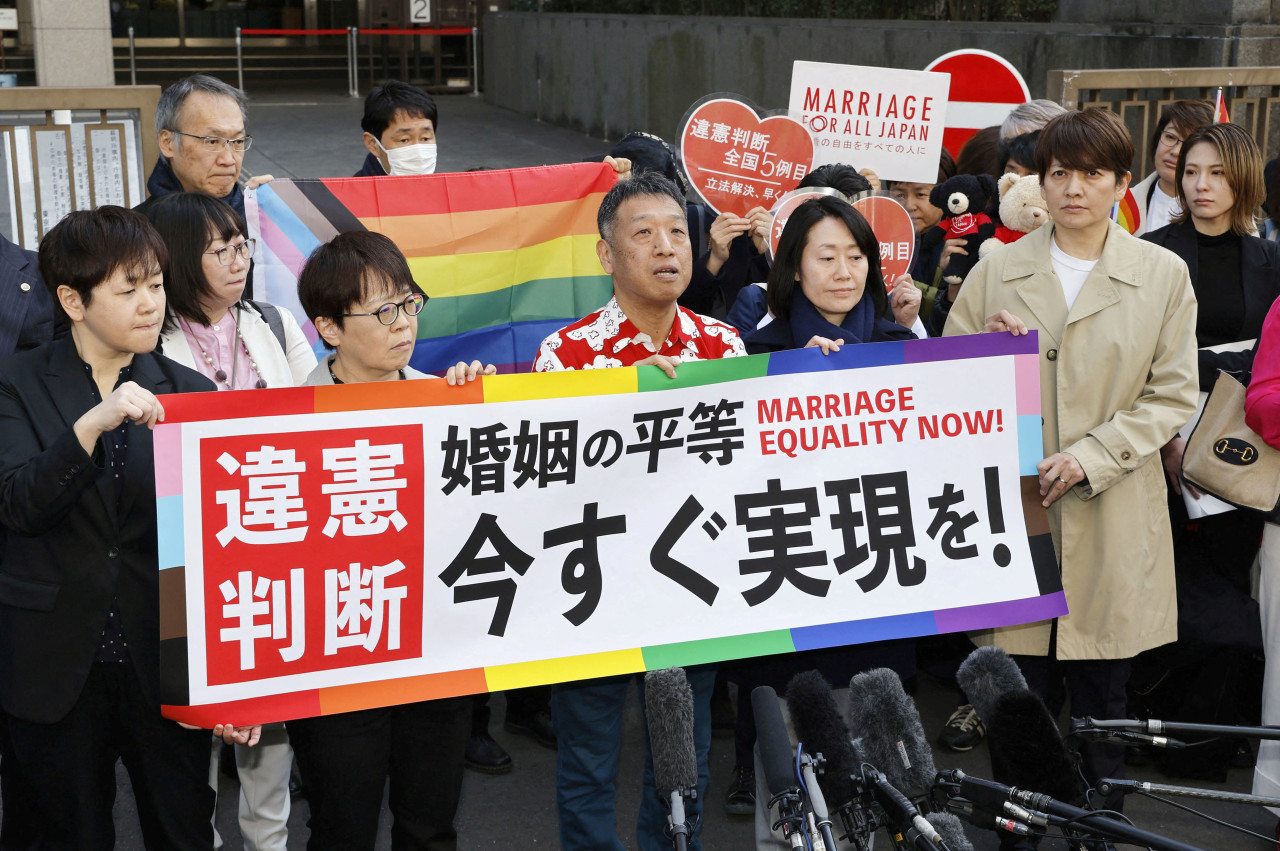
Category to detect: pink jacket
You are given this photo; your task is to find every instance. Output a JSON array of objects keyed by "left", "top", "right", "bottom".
[{"left": 1246, "top": 297, "right": 1280, "bottom": 448}]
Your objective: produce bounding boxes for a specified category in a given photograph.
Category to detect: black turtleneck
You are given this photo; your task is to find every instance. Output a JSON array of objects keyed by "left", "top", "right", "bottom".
[{"left": 1193, "top": 228, "right": 1245, "bottom": 347}]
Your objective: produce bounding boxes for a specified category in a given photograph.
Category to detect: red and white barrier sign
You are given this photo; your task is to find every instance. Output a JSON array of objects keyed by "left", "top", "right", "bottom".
[
  {"left": 680, "top": 97, "right": 816, "bottom": 216},
  {"left": 924, "top": 50, "right": 1031, "bottom": 157}
]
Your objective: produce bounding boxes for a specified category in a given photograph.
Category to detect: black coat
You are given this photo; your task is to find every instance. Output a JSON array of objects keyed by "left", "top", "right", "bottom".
[
  {"left": 0, "top": 337, "right": 213, "bottom": 723},
  {"left": 0, "top": 234, "right": 57, "bottom": 359},
  {"left": 1144, "top": 219, "right": 1280, "bottom": 390}
]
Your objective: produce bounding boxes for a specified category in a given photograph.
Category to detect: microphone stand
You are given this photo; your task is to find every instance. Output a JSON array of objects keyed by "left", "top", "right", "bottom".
[
  {"left": 1085, "top": 716, "right": 1280, "bottom": 740},
  {"left": 664, "top": 786, "right": 695, "bottom": 851},
  {"left": 937, "top": 769, "right": 1210, "bottom": 851},
  {"left": 797, "top": 752, "right": 838, "bottom": 851}
]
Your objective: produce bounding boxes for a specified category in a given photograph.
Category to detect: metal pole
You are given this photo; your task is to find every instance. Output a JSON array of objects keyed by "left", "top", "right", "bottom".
[
  {"left": 348, "top": 27, "right": 359, "bottom": 98},
  {"left": 235, "top": 27, "right": 243, "bottom": 92},
  {"left": 128, "top": 26, "right": 137, "bottom": 86},
  {"left": 470, "top": 26, "right": 478, "bottom": 97}
]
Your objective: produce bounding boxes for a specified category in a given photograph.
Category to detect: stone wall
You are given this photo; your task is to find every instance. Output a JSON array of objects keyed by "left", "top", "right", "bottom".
[{"left": 483, "top": 12, "right": 1280, "bottom": 143}]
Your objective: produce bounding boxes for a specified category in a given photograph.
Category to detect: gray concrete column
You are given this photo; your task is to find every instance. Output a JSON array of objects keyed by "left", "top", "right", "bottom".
[{"left": 30, "top": 0, "right": 114, "bottom": 87}]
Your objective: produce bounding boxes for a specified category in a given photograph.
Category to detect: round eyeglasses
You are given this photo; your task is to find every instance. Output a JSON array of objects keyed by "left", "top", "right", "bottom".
[
  {"left": 341, "top": 292, "right": 427, "bottom": 326},
  {"left": 204, "top": 238, "right": 256, "bottom": 266}
]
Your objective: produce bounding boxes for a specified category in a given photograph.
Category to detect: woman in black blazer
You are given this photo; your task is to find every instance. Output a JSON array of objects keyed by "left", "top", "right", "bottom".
[
  {"left": 0, "top": 208, "right": 251, "bottom": 849},
  {"left": 1140, "top": 122, "right": 1280, "bottom": 772}
]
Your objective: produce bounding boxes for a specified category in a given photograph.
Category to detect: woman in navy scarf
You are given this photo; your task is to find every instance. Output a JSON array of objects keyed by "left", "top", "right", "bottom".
[{"left": 744, "top": 195, "right": 916, "bottom": 355}]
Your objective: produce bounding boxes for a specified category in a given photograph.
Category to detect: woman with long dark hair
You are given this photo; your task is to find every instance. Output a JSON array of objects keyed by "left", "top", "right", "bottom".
[
  {"left": 143, "top": 191, "right": 316, "bottom": 850},
  {"left": 742, "top": 194, "right": 916, "bottom": 355},
  {"left": 145, "top": 192, "right": 316, "bottom": 391}
]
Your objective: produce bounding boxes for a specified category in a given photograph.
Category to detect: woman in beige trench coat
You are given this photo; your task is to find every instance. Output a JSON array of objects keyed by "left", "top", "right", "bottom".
[{"left": 943, "top": 108, "right": 1199, "bottom": 813}]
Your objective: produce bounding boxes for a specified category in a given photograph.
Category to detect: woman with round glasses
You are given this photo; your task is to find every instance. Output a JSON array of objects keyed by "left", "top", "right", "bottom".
[
  {"left": 145, "top": 192, "right": 316, "bottom": 391},
  {"left": 292, "top": 229, "right": 490, "bottom": 849},
  {"left": 144, "top": 191, "right": 315, "bottom": 851},
  {"left": 1131, "top": 100, "right": 1214, "bottom": 236}
]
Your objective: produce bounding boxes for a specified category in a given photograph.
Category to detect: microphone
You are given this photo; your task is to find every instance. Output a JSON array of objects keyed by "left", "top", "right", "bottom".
[
  {"left": 846, "top": 669, "right": 948, "bottom": 849},
  {"left": 752, "top": 685, "right": 807, "bottom": 849},
  {"left": 846, "top": 668, "right": 937, "bottom": 800},
  {"left": 984, "top": 689, "right": 1086, "bottom": 806},
  {"left": 644, "top": 668, "right": 697, "bottom": 851},
  {"left": 924, "top": 811, "right": 975, "bottom": 851},
  {"left": 955, "top": 645, "right": 1028, "bottom": 723},
  {"left": 785, "top": 670, "right": 862, "bottom": 850}
]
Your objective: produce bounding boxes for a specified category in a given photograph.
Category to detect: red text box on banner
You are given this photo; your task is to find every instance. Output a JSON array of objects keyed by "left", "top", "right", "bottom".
[
  {"left": 681, "top": 98, "right": 816, "bottom": 216},
  {"left": 199, "top": 424, "right": 426, "bottom": 686}
]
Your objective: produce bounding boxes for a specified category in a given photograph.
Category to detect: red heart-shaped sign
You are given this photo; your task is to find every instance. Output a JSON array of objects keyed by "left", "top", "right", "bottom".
[
  {"left": 852, "top": 195, "right": 916, "bottom": 288},
  {"left": 680, "top": 98, "right": 816, "bottom": 216}
]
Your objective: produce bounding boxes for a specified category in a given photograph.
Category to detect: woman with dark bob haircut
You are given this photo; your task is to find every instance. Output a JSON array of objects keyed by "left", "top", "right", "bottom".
[
  {"left": 944, "top": 107, "right": 1198, "bottom": 814},
  {"left": 289, "top": 229, "right": 491, "bottom": 850},
  {"left": 742, "top": 195, "right": 916, "bottom": 354},
  {"left": 145, "top": 192, "right": 316, "bottom": 391}
]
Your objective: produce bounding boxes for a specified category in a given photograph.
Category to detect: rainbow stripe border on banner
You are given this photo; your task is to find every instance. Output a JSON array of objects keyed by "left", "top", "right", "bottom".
[{"left": 156, "top": 332, "right": 1060, "bottom": 726}]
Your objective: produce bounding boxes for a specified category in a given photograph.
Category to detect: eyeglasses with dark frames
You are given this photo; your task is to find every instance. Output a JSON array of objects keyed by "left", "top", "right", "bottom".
[
  {"left": 341, "top": 292, "right": 427, "bottom": 326},
  {"left": 173, "top": 131, "right": 253, "bottom": 154},
  {"left": 204, "top": 238, "right": 256, "bottom": 266}
]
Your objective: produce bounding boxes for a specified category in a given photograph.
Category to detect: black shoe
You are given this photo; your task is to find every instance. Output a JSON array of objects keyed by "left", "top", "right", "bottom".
[
  {"left": 1232, "top": 739, "right": 1256, "bottom": 768},
  {"left": 724, "top": 764, "right": 755, "bottom": 816},
  {"left": 937, "top": 704, "right": 986, "bottom": 752},
  {"left": 505, "top": 709, "right": 557, "bottom": 749},
  {"left": 465, "top": 731, "right": 514, "bottom": 774}
]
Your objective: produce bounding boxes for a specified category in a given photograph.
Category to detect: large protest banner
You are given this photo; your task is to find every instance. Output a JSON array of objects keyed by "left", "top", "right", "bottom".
[
  {"left": 244, "top": 162, "right": 617, "bottom": 376},
  {"left": 155, "top": 333, "right": 1064, "bottom": 726}
]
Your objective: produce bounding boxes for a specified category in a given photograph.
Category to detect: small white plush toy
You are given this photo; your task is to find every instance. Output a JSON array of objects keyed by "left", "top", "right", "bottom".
[{"left": 979, "top": 172, "right": 1052, "bottom": 259}]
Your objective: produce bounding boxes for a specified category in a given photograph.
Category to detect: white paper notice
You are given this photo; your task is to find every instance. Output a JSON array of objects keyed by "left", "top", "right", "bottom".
[
  {"left": 89, "top": 128, "right": 126, "bottom": 208},
  {"left": 33, "top": 129, "right": 72, "bottom": 238}
]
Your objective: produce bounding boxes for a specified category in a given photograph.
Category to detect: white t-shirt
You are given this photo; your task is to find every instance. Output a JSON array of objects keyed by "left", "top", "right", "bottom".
[
  {"left": 1050, "top": 236, "right": 1097, "bottom": 311},
  {"left": 1145, "top": 183, "right": 1182, "bottom": 233}
]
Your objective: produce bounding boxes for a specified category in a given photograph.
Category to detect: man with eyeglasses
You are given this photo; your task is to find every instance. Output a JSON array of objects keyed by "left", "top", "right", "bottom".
[{"left": 137, "top": 74, "right": 273, "bottom": 297}]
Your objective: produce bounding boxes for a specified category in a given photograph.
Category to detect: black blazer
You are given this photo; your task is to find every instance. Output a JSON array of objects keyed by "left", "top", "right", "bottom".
[
  {"left": 0, "top": 336, "right": 214, "bottom": 723},
  {"left": 0, "top": 233, "right": 57, "bottom": 359},
  {"left": 1144, "top": 219, "right": 1280, "bottom": 390}
]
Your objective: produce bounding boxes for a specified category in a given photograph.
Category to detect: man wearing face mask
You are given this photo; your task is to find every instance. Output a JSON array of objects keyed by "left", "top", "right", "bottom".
[{"left": 355, "top": 80, "right": 439, "bottom": 177}]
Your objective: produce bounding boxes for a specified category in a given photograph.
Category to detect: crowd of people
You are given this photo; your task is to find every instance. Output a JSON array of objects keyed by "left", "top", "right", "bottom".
[{"left": 0, "top": 71, "right": 1277, "bottom": 851}]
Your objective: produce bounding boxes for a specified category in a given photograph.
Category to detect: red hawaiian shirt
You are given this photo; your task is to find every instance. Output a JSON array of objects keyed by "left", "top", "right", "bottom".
[{"left": 533, "top": 296, "right": 746, "bottom": 372}]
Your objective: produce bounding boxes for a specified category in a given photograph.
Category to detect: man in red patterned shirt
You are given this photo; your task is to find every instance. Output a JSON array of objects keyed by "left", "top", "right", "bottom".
[{"left": 535, "top": 172, "right": 743, "bottom": 851}]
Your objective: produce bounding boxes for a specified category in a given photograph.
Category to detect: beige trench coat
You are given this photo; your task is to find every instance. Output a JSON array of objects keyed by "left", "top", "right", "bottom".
[{"left": 943, "top": 221, "right": 1198, "bottom": 660}]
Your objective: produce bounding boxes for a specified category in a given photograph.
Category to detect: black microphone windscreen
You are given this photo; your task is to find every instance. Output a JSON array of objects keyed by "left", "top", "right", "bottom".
[
  {"left": 925, "top": 811, "right": 975, "bottom": 851},
  {"left": 644, "top": 667, "right": 697, "bottom": 798},
  {"left": 846, "top": 668, "right": 936, "bottom": 799},
  {"left": 985, "top": 689, "right": 1086, "bottom": 805},
  {"left": 956, "top": 646, "right": 1028, "bottom": 723},
  {"left": 785, "top": 670, "right": 860, "bottom": 807},
  {"left": 752, "top": 685, "right": 798, "bottom": 796}
]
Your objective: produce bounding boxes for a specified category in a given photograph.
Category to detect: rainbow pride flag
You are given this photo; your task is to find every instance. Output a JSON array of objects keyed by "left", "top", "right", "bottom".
[
  {"left": 245, "top": 162, "right": 617, "bottom": 375},
  {"left": 1113, "top": 187, "right": 1141, "bottom": 234},
  {"left": 1215, "top": 87, "right": 1231, "bottom": 124}
]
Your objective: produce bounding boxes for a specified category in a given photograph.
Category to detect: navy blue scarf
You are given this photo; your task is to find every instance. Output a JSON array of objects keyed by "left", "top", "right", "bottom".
[
  {"left": 145, "top": 158, "right": 245, "bottom": 220},
  {"left": 788, "top": 285, "right": 877, "bottom": 347}
]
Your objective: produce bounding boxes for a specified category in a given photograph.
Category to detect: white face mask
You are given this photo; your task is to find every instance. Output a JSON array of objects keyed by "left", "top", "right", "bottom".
[{"left": 377, "top": 139, "right": 437, "bottom": 176}]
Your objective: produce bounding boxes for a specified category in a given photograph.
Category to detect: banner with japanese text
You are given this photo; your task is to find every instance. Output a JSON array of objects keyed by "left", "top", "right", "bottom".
[{"left": 155, "top": 333, "right": 1064, "bottom": 726}]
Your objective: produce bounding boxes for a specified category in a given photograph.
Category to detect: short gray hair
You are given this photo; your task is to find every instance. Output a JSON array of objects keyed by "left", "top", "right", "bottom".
[
  {"left": 156, "top": 74, "right": 248, "bottom": 137},
  {"left": 597, "top": 171, "right": 687, "bottom": 244},
  {"left": 1000, "top": 99, "right": 1067, "bottom": 140}
]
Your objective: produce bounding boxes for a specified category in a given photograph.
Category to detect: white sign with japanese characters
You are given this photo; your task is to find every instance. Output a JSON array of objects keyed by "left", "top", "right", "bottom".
[
  {"left": 789, "top": 60, "right": 951, "bottom": 184},
  {"left": 156, "top": 333, "right": 1062, "bottom": 725}
]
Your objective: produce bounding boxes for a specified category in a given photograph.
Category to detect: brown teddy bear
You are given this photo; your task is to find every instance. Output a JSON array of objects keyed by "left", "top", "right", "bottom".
[{"left": 979, "top": 172, "right": 1052, "bottom": 259}]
